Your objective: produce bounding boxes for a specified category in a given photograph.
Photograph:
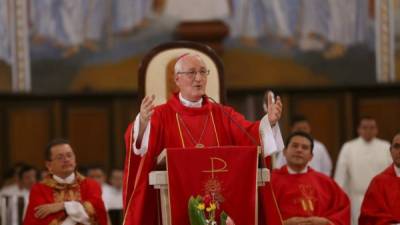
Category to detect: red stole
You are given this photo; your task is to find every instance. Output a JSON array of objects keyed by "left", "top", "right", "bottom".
[
  {"left": 271, "top": 166, "right": 350, "bottom": 225},
  {"left": 359, "top": 165, "right": 400, "bottom": 225}
]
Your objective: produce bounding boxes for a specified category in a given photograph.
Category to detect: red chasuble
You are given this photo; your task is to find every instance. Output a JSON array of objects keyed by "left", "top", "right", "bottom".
[
  {"left": 123, "top": 93, "right": 283, "bottom": 225},
  {"left": 23, "top": 173, "right": 107, "bottom": 225},
  {"left": 359, "top": 165, "right": 400, "bottom": 225},
  {"left": 167, "top": 147, "right": 258, "bottom": 225},
  {"left": 271, "top": 166, "right": 350, "bottom": 225}
]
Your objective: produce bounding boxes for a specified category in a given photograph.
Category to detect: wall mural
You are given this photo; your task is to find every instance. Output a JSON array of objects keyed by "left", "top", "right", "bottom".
[{"left": 0, "top": 0, "right": 398, "bottom": 93}]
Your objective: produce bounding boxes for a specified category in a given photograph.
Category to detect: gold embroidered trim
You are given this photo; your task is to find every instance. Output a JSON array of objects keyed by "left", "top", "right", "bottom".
[
  {"left": 82, "top": 201, "right": 96, "bottom": 216},
  {"left": 176, "top": 110, "right": 220, "bottom": 148},
  {"left": 83, "top": 201, "right": 98, "bottom": 225},
  {"left": 209, "top": 111, "right": 220, "bottom": 147},
  {"left": 176, "top": 113, "right": 186, "bottom": 148},
  {"left": 41, "top": 172, "right": 85, "bottom": 190}
]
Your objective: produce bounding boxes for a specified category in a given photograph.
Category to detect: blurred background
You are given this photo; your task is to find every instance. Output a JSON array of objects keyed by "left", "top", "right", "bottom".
[{"left": 0, "top": 0, "right": 399, "bottom": 185}]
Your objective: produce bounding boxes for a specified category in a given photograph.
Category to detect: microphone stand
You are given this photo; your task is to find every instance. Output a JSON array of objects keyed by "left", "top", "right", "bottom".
[{"left": 205, "top": 95, "right": 268, "bottom": 169}]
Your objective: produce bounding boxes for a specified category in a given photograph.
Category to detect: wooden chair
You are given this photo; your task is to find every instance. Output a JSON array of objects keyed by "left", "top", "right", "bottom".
[{"left": 138, "top": 41, "right": 226, "bottom": 105}]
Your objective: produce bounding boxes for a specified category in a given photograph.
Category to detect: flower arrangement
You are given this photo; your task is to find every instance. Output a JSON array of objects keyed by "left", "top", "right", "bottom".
[{"left": 188, "top": 194, "right": 235, "bottom": 225}]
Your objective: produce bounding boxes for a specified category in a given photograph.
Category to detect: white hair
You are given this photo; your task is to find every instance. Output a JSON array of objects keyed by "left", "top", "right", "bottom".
[{"left": 174, "top": 53, "right": 205, "bottom": 75}]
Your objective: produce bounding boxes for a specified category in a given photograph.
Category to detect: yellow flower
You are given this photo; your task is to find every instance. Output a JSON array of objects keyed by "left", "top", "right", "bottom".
[
  {"left": 210, "top": 203, "right": 216, "bottom": 210},
  {"left": 197, "top": 203, "right": 205, "bottom": 210},
  {"left": 206, "top": 203, "right": 216, "bottom": 212}
]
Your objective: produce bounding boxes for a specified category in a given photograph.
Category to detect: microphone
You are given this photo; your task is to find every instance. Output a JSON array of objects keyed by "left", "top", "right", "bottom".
[
  {"left": 205, "top": 95, "right": 258, "bottom": 145},
  {"left": 204, "top": 95, "right": 268, "bottom": 168}
]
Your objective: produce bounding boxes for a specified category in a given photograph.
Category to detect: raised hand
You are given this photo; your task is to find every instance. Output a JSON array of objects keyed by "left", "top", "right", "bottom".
[
  {"left": 140, "top": 95, "right": 155, "bottom": 126},
  {"left": 136, "top": 95, "right": 156, "bottom": 146},
  {"left": 265, "top": 91, "right": 282, "bottom": 126}
]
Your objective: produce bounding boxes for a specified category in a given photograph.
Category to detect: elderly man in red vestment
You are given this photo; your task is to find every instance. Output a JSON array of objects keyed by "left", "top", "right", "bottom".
[
  {"left": 123, "top": 53, "right": 285, "bottom": 225},
  {"left": 359, "top": 132, "right": 400, "bottom": 225},
  {"left": 23, "top": 139, "right": 107, "bottom": 225},
  {"left": 271, "top": 131, "right": 350, "bottom": 225}
]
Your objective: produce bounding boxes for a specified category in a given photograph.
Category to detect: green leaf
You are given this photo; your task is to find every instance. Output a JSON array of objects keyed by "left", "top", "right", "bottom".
[
  {"left": 220, "top": 211, "right": 228, "bottom": 225},
  {"left": 188, "top": 196, "right": 207, "bottom": 225}
]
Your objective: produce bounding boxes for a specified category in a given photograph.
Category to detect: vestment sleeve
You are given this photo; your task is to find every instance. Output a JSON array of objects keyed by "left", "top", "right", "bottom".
[
  {"left": 259, "top": 115, "right": 284, "bottom": 156},
  {"left": 359, "top": 176, "right": 400, "bottom": 225},
  {"left": 323, "top": 181, "right": 351, "bottom": 225},
  {"left": 23, "top": 185, "right": 66, "bottom": 225},
  {"left": 80, "top": 180, "right": 108, "bottom": 225},
  {"left": 132, "top": 114, "right": 151, "bottom": 156}
]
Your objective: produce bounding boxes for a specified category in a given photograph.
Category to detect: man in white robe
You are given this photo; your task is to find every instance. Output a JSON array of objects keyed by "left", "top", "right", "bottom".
[{"left": 334, "top": 117, "right": 392, "bottom": 225}]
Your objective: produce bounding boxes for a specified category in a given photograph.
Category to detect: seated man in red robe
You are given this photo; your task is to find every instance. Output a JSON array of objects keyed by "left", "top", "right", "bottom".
[
  {"left": 23, "top": 139, "right": 107, "bottom": 225},
  {"left": 123, "top": 53, "right": 285, "bottom": 225},
  {"left": 359, "top": 132, "right": 400, "bottom": 225},
  {"left": 271, "top": 131, "right": 350, "bottom": 225}
]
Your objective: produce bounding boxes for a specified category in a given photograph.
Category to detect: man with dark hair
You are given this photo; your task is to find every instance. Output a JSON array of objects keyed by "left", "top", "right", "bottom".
[
  {"left": 43, "top": 138, "right": 70, "bottom": 161},
  {"left": 335, "top": 117, "right": 392, "bottom": 225},
  {"left": 272, "top": 131, "right": 350, "bottom": 225},
  {"left": 23, "top": 139, "right": 107, "bottom": 225},
  {"left": 0, "top": 164, "right": 37, "bottom": 225},
  {"left": 359, "top": 132, "right": 400, "bottom": 225},
  {"left": 275, "top": 115, "right": 332, "bottom": 176}
]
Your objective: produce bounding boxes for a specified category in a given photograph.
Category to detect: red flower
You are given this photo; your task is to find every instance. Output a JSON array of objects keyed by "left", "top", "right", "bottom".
[{"left": 203, "top": 194, "right": 212, "bottom": 206}]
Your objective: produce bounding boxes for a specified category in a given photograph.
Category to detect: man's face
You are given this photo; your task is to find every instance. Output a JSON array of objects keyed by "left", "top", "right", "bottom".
[
  {"left": 175, "top": 56, "right": 208, "bottom": 101},
  {"left": 284, "top": 136, "right": 313, "bottom": 170},
  {"left": 46, "top": 144, "right": 76, "bottom": 178},
  {"left": 20, "top": 169, "right": 37, "bottom": 190},
  {"left": 109, "top": 170, "right": 123, "bottom": 189},
  {"left": 390, "top": 134, "right": 400, "bottom": 167},
  {"left": 358, "top": 119, "right": 378, "bottom": 142},
  {"left": 291, "top": 121, "right": 311, "bottom": 134},
  {"left": 87, "top": 168, "right": 106, "bottom": 185}
]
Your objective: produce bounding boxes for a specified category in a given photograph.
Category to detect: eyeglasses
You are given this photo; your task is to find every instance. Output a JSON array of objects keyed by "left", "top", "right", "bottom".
[
  {"left": 176, "top": 69, "right": 210, "bottom": 78},
  {"left": 51, "top": 153, "right": 75, "bottom": 162}
]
